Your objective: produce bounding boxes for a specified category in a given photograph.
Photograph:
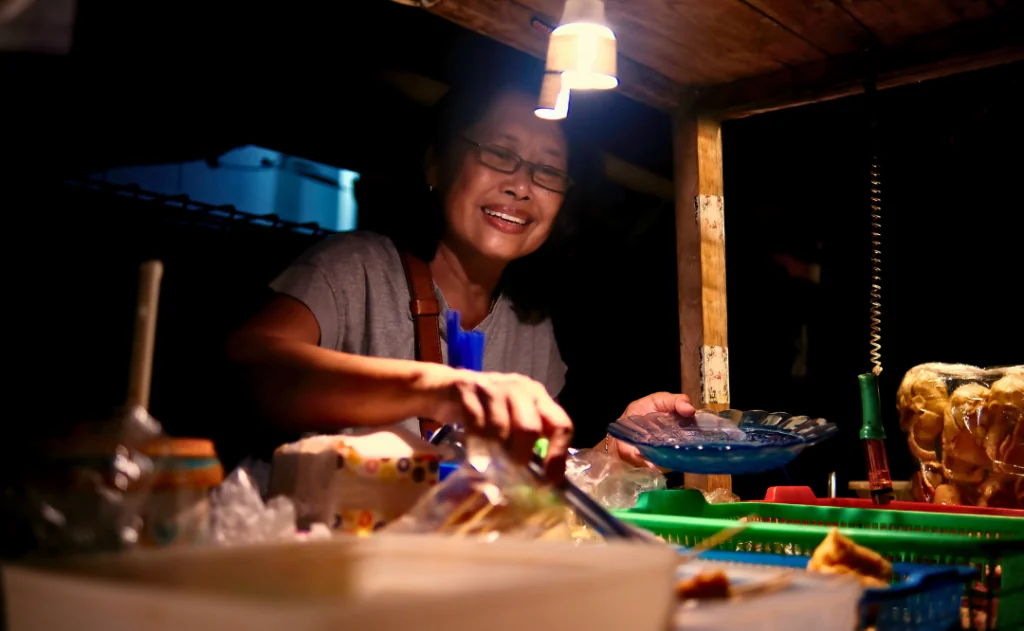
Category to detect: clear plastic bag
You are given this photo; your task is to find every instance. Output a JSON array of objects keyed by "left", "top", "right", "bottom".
[
  {"left": 565, "top": 448, "right": 666, "bottom": 510},
  {"left": 897, "top": 363, "right": 1023, "bottom": 508},
  {"left": 385, "top": 437, "right": 597, "bottom": 542},
  {"left": 207, "top": 466, "right": 323, "bottom": 545}
]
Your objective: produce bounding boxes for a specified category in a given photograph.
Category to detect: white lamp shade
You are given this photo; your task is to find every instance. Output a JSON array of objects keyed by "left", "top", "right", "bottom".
[{"left": 544, "top": 0, "right": 617, "bottom": 90}]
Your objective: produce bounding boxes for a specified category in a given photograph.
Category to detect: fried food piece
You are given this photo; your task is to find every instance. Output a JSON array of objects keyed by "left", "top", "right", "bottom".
[
  {"left": 676, "top": 570, "right": 731, "bottom": 600},
  {"left": 897, "top": 367, "right": 949, "bottom": 433},
  {"left": 933, "top": 484, "right": 963, "bottom": 505},
  {"left": 944, "top": 383, "right": 989, "bottom": 443},
  {"left": 808, "top": 528, "right": 892, "bottom": 588},
  {"left": 976, "top": 473, "right": 1015, "bottom": 508}
]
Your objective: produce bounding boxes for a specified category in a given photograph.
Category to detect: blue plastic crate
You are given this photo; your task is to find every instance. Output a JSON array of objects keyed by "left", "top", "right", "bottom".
[{"left": 685, "top": 549, "right": 975, "bottom": 631}]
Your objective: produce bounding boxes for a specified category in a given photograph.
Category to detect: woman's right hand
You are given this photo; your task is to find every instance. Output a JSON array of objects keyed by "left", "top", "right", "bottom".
[{"left": 426, "top": 367, "right": 573, "bottom": 480}]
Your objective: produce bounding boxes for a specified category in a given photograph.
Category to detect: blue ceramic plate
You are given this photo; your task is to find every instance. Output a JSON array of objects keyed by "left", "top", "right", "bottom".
[{"left": 606, "top": 409, "right": 837, "bottom": 475}]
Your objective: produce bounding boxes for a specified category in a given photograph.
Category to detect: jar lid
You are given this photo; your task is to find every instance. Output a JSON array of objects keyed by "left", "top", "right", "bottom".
[{"left": 142, "top": 438, "right": 218, "bottom": 459}]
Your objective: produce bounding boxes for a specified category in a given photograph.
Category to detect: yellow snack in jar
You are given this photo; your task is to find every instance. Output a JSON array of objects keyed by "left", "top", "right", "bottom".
[
  {"left": 984, "top": 373, "right": 1024, "bottom": 468},
  {"left": 943, "top": 383, "right": 988, "bottom": 445}
]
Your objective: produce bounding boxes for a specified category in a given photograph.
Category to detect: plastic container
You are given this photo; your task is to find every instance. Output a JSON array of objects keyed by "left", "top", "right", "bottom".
[
  {"left": 673, "top": 556, "right": 863, "bottom": 631},
  {"left": 687, "top": 549, "right": 975, "bottom": 631},
  {"left": 614, "top": 489, "right": 1024, "bottom": 630},
  {"left": 3, "top": 535, "right": 679, "bottom": 631},
  {"left": 764, "top": 486, "right": 1024, "bottom": 518},
  {"left": 897, "top": 363, "right": 1023, "bottom": 510},
  {"left": 139, "top": 438, "right": 224, "bottom": 547},
  {"left": 850, "top": 481, "right": 914, "bottom": 502}
]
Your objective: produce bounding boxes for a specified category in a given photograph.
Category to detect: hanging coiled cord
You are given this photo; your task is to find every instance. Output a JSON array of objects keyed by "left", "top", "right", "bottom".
[{"left": 866, "top": 73, "right": 883, "bottom": 376}]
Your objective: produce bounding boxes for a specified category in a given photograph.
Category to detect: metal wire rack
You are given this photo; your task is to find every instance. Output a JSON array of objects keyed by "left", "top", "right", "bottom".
[{"left": 60, "top": 178, "right": 338, "bottom": 238}]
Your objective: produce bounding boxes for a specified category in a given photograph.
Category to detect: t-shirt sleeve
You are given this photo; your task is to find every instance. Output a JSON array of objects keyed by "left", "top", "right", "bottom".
[
  {"left": 545, "top": 326, "right": 567, "bottom": 399},
  {"left": 267, "top": 232, "right": 387, "bottom": 351},
  {"left": 269, "top": 261, "right": 341, "bottom": 349}
]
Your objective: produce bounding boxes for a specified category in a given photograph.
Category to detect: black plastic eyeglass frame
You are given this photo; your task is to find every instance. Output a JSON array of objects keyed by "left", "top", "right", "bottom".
[{"left": 459, "top": 136, "right": 573, "bottom": 194}]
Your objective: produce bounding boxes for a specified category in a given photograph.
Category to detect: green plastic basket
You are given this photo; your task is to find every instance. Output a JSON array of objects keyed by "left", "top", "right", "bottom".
[{"left": 614, "top": 490, "right": 1024, "bottom": 630}]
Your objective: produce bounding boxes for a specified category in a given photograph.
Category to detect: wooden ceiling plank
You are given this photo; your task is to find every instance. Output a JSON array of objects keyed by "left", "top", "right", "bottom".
[
  {"left": 611, "top": 0, "right": 825, "bottom": 82},
  {"left": 514, "top": 0, "right": 824, "bottom": 84},
  {"left": 513, "top": 0, "right": 767, "bottom": 85},
  {"left": 739, "top": 0, "right": 873, "bottom": 55},
  {"left": 697, "top": 13, "right": 1024, "bottom": 118},
  {"left": 424, "top": 0, "right": 684, "bottom": 110},
  {"left": 835, "top": 0, "right": 998, "bottom": 45},
  {"left": 513, "top": 0, "right": 722, "bottom": 84}
]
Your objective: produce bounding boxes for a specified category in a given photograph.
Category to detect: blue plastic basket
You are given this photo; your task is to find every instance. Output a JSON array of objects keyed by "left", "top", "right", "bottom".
[{"left": 683, "top": 548, "right": 975, "bottom": 631}]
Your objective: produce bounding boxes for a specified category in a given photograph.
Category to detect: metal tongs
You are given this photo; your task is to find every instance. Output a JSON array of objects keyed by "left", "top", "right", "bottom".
[
  {"left": 439, "top": 309, "right": 662, "bottom": 542},
  {"left": 526, "top": 456, "right": 664, "bottom": 542}
]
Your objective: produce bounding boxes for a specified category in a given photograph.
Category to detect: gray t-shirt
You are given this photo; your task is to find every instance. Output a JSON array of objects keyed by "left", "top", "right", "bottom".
[{"left": 270, "top": 231, "right": 567, "bottom": 433}]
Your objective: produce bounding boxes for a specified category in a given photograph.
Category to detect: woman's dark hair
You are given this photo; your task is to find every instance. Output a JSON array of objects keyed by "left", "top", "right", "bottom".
[{"left": 385, "top": 71, "right": 596, "bottom": 324}]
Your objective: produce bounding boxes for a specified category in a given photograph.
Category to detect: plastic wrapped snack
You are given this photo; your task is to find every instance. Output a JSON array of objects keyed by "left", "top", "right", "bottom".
[
  {"left": 269, "top": 427, "right": 441, "bottom": 534},
  {"left": 565, "top": 448, "right": 666, "bottom": 510},
  {"left": 898, "top": 363, "right": 1023, "bottom": 508},
  {"left": 385, "top": 437, "right": 600, "bottom": 542}
]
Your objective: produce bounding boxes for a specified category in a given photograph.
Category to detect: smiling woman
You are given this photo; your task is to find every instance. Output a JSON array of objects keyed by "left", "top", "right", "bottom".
[
  {"left": 225, "top": 72, "right": 690, "bottom": 480},
  {"left": 226, "top": 74, "right": 579, "bottom": 477},
  {"left": 390, "top": 75, "right": 585, "bottom": 326}
]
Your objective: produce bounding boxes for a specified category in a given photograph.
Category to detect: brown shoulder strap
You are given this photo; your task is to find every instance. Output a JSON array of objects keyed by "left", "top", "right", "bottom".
[{"left": 399, "top": 251, "right": 443, "bottom": 439}]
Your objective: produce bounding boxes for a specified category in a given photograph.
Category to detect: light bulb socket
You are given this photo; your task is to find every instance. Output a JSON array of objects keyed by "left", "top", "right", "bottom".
[
  {"left": 558, "top": 0, "right": 607, "bottom": 26},
  {"left": 535, "top": 72, "right": 570, "bottom": 120}
]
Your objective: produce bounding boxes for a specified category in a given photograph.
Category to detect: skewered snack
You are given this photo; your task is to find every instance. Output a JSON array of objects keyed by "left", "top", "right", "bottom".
[
  {"left": 898, "top": 363, "right": 1024, "bottom": 509},
  {"left": 676, "top": 570, "right": 731, "bottom": 600},
  {"left": 808, "top": 528, "right": 892, "bottom": 588}
]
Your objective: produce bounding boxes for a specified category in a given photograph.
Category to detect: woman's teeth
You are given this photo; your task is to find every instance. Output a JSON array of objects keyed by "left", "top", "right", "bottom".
[{"left": 483, "top": 209, "right": 527, "bottom": 225}]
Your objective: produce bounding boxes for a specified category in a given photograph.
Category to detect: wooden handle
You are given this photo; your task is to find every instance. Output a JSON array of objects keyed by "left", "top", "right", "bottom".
[{"left": 126, "top": 260, "right": 164, "bottom": 409}]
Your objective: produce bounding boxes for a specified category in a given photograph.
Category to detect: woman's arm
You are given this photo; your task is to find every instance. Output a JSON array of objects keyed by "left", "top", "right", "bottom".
[
  {"left": 226, "top": 295, "right": 450, "bottom": 432},
  {"left": 226, "top": 295, "right": 573, "bottom": 474}
]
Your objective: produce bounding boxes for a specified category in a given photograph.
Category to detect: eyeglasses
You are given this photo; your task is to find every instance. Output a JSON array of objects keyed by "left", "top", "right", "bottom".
[{"left": 459, "top": 136, "right": 572, "bottom": 194}]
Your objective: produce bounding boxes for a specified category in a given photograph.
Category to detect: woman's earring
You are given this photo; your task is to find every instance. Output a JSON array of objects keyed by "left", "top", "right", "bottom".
[{"left": 428, "top": 184, "right": 435, "bottom": 192}]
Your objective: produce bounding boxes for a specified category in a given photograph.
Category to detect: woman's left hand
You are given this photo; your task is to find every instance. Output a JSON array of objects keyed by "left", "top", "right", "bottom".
[{"left": 602, "top": 392, "right": 696, "bottom": 468}]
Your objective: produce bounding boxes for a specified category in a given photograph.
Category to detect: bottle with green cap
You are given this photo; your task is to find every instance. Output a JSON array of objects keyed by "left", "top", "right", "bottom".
[{"left": 859, "top": 372, "right": 893, "bottom": 505}]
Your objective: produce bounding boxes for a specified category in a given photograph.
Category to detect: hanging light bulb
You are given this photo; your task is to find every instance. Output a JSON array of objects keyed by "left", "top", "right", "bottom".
[
  {"left": 545, "top": 0, "right": 618, "bottom": 91},
  {"left": 535, "top": 72, "right": 571, "bottom": 120}
]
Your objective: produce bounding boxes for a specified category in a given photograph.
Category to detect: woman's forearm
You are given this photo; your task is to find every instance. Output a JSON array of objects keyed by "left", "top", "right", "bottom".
[{"left": 226, "top": 333, "right": 449, "bottom": 433}]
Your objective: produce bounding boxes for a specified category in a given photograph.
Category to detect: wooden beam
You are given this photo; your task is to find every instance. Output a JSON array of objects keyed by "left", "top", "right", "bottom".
[
  {"left": 673, "top": 93, "right": 731, "bottom": 494},
  {"left": 423, "top": 0, "right": 683, "bottom": 110},
  {"left": 698, "top": 12, "right": 1024, "bottom": 119},
  {"left": 602, "top": 154, "right": 673, "bottom": 200}
]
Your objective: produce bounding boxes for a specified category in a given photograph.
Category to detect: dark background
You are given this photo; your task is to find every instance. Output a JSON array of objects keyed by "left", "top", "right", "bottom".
[{"left": 4, "top": 1, "right": 1022, "bottom": 501}]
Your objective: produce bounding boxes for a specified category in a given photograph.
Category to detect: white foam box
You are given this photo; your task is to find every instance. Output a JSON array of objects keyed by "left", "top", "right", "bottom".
[
  {"left": 674, "top": 559, "right": 864, "bottom": 631},
  {"left": 4, "top": 535, "right": 678, "bottom": 631}
]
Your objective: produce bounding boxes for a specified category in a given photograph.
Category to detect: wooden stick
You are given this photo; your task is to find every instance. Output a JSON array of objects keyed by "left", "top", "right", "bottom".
[
  {"left": 452, "top": 502, "right": 495, "bottom": 537},
  {"left": 729, "top": 572, "right": 794, "bottom": 599},
  {"left": 126, "top": 260, "right": 164, "bottom": 410},
  {"left": 677, "top": 520, "right": 751, "bottom": 564},
  {"left": 441, "top": 491, "right": 486, "bottom": 530}
]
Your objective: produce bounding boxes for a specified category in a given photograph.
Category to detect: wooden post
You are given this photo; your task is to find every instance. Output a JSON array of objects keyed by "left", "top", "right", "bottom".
[{"left": 673, "top": 95, "right": 732, "bottom": 494}]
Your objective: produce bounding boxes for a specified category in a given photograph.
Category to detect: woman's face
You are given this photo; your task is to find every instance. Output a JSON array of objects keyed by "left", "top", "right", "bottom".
[{"left": 438, "top": 91, "right": 568, "bottom": 264}]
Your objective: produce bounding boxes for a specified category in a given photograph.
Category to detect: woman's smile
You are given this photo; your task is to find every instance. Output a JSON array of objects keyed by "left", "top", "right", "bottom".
[{"left": 481, "top": 204, "right": 533, "bottom": 234}]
